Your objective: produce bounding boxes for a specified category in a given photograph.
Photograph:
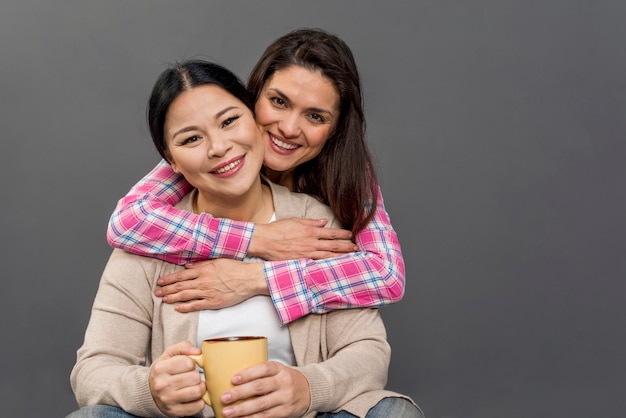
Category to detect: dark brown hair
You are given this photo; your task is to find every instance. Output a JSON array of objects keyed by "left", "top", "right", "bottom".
[
  {"left": 148, "top": 60, "right": 253, "bottom": 161},
  {"left": 247, "top": 28, "right": 378, "bottom": 234}
]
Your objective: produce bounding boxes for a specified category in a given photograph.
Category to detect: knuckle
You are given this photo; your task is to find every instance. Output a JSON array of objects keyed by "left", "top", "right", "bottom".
[
  {"left": 253, "top": 395, "right": 271, "bottom": 411},
  {"left": 151, "top": 361, "right": 167, "bottom": 374},
  {"left": 193, "top": 384, "right": 206, "bottom": 398},
  {"left": 251, "top": 379, "right": 266, "bottom": 393},
  {"left": 152, "top": 379, "right": 167, "bottom": 392}
]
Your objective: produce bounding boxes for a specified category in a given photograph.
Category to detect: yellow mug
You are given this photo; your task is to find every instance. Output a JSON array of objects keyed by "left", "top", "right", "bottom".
[{"left": 189, "top": 336, "right": 268, "bottom": 418}]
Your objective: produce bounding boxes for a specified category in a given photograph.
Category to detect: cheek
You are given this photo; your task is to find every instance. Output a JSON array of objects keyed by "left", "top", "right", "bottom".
[
  {"left": 309, "top": 127, "right": 331, "bottom": 149},
  {"left": 254, "top": 101, "right": 273, "bottom": 127}
]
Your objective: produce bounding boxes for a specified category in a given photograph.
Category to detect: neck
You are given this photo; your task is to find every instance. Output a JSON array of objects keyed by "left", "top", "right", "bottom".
[
  {"left": 263, "top": 168, "right": 295, "bottom": 191},
  {"left": 194, "top": 178, "right": 273, "bottom": 223}
]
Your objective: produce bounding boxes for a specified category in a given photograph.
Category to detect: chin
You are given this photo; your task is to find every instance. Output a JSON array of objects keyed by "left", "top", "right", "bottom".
[{"left": 264, "top": 158, "right": 292, "bottom": 173}]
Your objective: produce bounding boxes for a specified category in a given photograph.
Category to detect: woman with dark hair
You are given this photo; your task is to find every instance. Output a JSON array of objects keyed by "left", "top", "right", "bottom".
[
  {"left": 68, "top": 60, "right": 422, "bottom": 418},
  {"left": 107, "top": 28, "right": 406, "bottom": 325}
]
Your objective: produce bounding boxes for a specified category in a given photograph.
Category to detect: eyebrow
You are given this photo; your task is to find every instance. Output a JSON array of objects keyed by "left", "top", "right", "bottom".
[
  {"left": 171, "top": 105, "right": 240, "bottom": 139},
  {"left": 269, "top": 88, "right": 335, "bottom": 119}
]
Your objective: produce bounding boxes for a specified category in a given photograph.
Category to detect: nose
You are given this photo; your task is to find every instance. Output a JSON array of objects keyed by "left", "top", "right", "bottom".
[
  {"left": 206, "top": 135, "right": 232, "bottom": 158},
  {"left": 277, "top": 112, "right": 301, "bottom": 138}
]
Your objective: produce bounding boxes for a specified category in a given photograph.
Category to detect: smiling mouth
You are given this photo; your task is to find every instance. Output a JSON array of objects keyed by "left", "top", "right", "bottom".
[
  {"left": 213, "top": 158, "right": 242, "bottom": 174},
  {"left": 270, "top": 135, "right": 299, "bottom": 150}
]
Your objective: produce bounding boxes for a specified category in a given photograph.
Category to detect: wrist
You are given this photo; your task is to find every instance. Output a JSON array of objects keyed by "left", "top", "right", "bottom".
[
  {"left": 247, "top": 224, "right": 267, "bottom": 258},
  {"left": 246, "top": 261, "right": 269, "bottom": 296}
]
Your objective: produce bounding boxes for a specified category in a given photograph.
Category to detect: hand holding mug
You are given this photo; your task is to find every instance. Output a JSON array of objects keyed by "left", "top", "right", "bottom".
[
  {"left": 149, "top": 341, "right": 206, "bottom": 417},
  {"left": 189, "top": 336, "right": 268, "bottom": 418},
  {"left": 220, "top": 361, "right": 311, "bottom": 418}
]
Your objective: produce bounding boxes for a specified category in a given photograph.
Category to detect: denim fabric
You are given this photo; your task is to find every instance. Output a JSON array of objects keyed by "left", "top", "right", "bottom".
[
  {"left": 316, "top": 396, "right": 424, "bottom": 418},
  {"left": 66, "top": 397, "right": 424, "bottom": 418},
  {"left": 65, "top": 405, "right": 141, "bottom": 418}
]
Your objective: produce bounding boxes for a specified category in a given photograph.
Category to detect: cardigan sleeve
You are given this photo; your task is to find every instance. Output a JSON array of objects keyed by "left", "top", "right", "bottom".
[
  {"left": 106, "top": 161, "right": 406, "bottom": 325},
  {"left": 295, "top": 308, "right": 391, "bottom": 415},
  {"left": 70, "top": 250, "right": 165, "bottom": 417}
]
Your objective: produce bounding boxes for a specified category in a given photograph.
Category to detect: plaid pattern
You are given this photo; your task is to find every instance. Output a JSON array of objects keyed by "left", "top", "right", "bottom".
[
  {"left": 107, "top": 160, "right": 252, "bottom": 264},
  {"left": 107, "top": 159, "right": 406, "bottom": 324},
  {"left": 264, "top": 187, "right": 405, "bottom": 324}
]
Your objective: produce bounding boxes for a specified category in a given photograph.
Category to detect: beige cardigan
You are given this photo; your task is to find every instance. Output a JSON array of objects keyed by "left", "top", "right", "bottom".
[{"left": 71, "top": 180, "right": 414, "bottom": 417}]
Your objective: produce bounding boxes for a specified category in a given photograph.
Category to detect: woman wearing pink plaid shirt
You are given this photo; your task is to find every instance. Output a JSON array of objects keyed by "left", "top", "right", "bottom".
[{"left": 107, "top": 28, "right": 406, "bottom": 325}]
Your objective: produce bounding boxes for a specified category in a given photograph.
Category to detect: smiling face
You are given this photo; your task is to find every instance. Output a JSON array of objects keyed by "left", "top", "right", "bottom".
[
  {"left": 164, "top": 84, "right": 265, "bottom": 216},
  {"left": 254, "top": 65, "right": 340, "bottom": 186}
]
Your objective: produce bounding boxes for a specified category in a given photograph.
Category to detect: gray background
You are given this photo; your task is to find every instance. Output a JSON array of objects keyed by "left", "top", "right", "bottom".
[{"left": 1, "top": 1, "right": 624, "bottom": 417}]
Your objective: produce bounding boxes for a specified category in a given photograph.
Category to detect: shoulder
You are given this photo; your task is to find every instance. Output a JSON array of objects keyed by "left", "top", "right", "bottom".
[
  {"left": 267, "top": 179, "right": 337, "bottom": 225},
  {"left": 102, "top": 249, "right": 180, "bottom": 289}
]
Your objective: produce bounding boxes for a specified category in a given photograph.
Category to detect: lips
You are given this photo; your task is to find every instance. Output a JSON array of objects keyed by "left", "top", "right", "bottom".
[
  {"left": 270, "top": 134, "right": 299, "bottom": 151},
  {"left": 211, "top": 156, "right": 244, "bottom": 175}
]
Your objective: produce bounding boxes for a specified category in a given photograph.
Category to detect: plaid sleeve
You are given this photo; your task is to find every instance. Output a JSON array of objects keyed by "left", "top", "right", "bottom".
[
  {"left": 106, "top": 159, "right": 254, "bottom": 265},
  {"left": 264, "top": 186, "right": 406, "bottom": 324}
]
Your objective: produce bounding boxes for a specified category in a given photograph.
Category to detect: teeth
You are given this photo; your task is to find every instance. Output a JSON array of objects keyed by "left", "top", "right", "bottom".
[
  {"left": 271, "top": 135, "right": 298, "bottom": 150},
  {"left": 215, "top": 159, "right": 242, "bottom": 174}
]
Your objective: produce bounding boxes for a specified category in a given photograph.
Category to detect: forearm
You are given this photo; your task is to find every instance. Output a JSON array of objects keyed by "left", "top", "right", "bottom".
[
  {"left": 265, "top": 187, "right": 406, "bottom": 324},
  {"left": 71, "top": 251, "right": 164, "bottom": 416},
  {"left": 296, "top": 308, "right": 390, "bottom": 413},
  {"left": 107, "top": 159, "right": 254, "bottom": 265},
  {"left": 71, "top": 360, "right": 159, "bottom": 415}
]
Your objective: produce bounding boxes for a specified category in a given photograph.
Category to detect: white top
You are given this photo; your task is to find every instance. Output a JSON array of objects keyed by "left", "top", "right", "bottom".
[{"left": 196, "top": 213, "right": 296, "bottom": 366}]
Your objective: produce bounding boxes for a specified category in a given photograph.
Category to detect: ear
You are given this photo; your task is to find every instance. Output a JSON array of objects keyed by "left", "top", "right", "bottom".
[{"left": 164, "top": 151, "right": 180, "bottom": 174}]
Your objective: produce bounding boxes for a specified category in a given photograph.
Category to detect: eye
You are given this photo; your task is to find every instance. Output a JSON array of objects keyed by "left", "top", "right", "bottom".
[
  {"left": 221, "top": 114, "right": 241, "bottom": 128},
  {"left": 309, "top": 113, "right": 325, "bottom": 123},
  {"left": 271, "top": 97, "right": 286, "bottom": 107},
  {"left": 181, "top": 135, "right": 200, "bottom": 145}
]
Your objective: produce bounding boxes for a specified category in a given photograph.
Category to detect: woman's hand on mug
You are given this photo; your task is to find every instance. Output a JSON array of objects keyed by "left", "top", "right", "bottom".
[
  {"left": 155, "top": 259, "right": 267, "bottom": 312},
  {"left": 219, "top": 361, "right": 311, "bottom": 418},
  {"left": 149, "top": 341, "right": 205, "bottom": 417},
  {"left": 249, "top": 217, "right": 357, "bottom": 260}
]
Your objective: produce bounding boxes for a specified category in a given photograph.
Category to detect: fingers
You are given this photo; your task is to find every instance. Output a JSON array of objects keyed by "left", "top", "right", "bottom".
[
  {"left": 220, "top": 363, "right": 310, "bottom": 418},
  {"left": 231, "top": 361, "right": 278, "bottom": 385},
  {"left": 290, "top": 217, "right": 328, "bottom": 227},
  {"left": 183, "top": 259, "right": 214, "bottom": 269},
  {"left": 312, "top": 239, "right": 358, "bottom": 253},
  {"left": 173, "top": 299, "right": 213, "bottom": 313},
  {"left": 155, "top": 272, "right": 201, "bottom": 299},
  {"left": 160, "top": 340, "right": 202, "bottom": 358},
  {"left": 314, "top": 226, "right": 353, "bottom": 241},
  {"left": 157, "top": 268, "right": 200, "bottom": 287},
  {"left": 291, "top": 218, "right": 352, "bottom": 241},
  {"left": 150, "top": 342, "right": 205, "bottom": 416},
  {"left": 150, "top": 368, "right": 206, "bottom": 416},
  {"left": 221, "top": 363, "right": 279, "bottom": 417},
  {"left": 159, "top": 288, "right": 201, "bottom": 303}
]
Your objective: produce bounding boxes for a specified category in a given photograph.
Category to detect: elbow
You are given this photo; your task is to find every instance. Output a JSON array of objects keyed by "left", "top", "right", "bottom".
[
  {"left": 105, "top": 225, "right": 125, "bottom": 249},
  {"left": 105, "top": 228, "right": 117, "bottom": 248},
  {"left": 382, "top": 265, "right": 406, "bottom": 304}
]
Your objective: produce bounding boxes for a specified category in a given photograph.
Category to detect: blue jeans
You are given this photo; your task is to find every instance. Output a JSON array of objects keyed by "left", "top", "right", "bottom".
[
  {"left": 67, "top": 397, "right": 423, "bottom": 418},
  {"left": 65, "top": 405, "right": 203, "bottom": 417},
  {"left": 65, "top": 405, "right": 140, "bottom": 418},
  {"left": 316, "top": 397, "right": 424, "bottom": 418}
]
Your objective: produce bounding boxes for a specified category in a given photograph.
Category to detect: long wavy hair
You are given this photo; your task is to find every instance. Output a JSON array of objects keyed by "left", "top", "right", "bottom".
[{"left": 247, "top": 28, "right": 378, "bottom": 234}]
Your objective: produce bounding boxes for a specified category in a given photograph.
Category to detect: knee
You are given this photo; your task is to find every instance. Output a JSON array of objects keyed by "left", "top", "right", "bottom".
[
  {"left": 367, "top": 397, "right": 425, "bottom": 418},
  {"left": 65, "top": 405, "right": 132, "bottom": 418}
]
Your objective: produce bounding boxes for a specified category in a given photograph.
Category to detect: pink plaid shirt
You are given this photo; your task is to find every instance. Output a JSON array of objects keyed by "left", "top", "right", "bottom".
[{"left": 107, "top": 159, "right": 406, "bottom": 324}]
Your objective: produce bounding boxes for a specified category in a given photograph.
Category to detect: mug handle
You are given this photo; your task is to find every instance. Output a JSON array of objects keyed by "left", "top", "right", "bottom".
[{"left": 188, "top": 354, "right": 212, "bottom": 406}]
